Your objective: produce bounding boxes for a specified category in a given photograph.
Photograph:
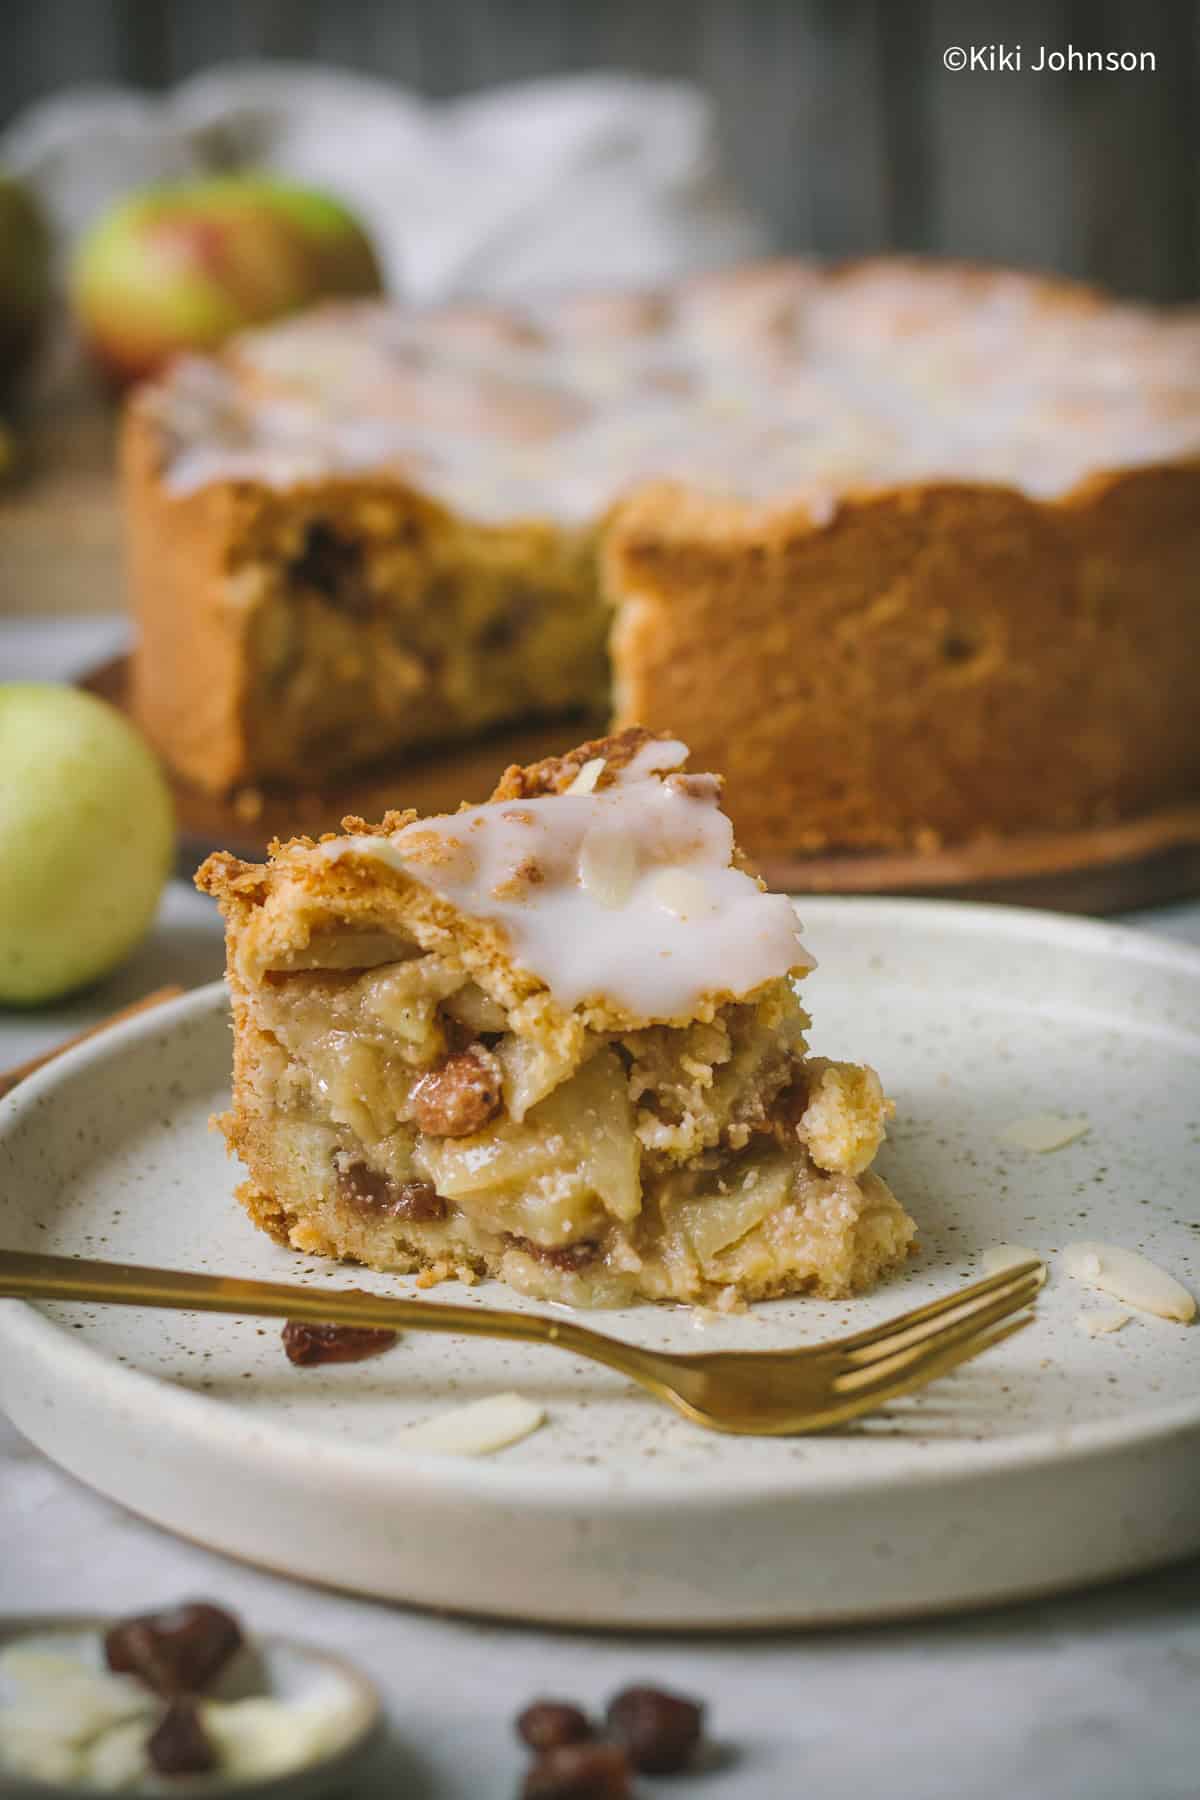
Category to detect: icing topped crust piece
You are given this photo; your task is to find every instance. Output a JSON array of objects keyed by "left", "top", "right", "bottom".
[
  {"left": 322, "top": 734, "right": 813, "bottom": 1017},
  {"left": 197, "top": 726, "right": 916, "bottom": 1308}
]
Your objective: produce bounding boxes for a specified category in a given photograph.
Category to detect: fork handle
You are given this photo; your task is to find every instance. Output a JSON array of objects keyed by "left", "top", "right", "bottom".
[{"left": 0, "top": 1248, "right": 627, "bottom": 1370}]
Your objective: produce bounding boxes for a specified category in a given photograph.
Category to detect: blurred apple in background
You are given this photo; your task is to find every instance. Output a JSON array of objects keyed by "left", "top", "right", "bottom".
[
  {"left": 0, "top": 170, "right": 51, "bottom": 398},
  {"left": 0, "top": 686, "right": 174, "bottom": 1005},
  {"left": 69, "top": 174, "right": 384, "bottom": 385}
]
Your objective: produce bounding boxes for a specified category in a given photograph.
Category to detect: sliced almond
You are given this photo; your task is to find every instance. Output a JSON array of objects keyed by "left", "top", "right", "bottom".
[
  {"left": 649, "top": 868, "right": 714, "bottom": 920},
  {"left": 1075, "top": 1308, "right": 1133, "bottom": 1338},
  {"left": 1063, "top": 1241, "right": 1196, "bottom": 1323},
  {"left": 398, "top": 1391, "right": 545, "bottom": 1454},
  {"left": 578, "top": 826, "right": 636, "bottom": 909},
  {"left": 997, "top": 1112, "right": 1089, "bottom": 1153},
  {"left": 565, "top": 756, "right": 606, "bottom": 795},
  {"left": 980, "top": 1242, "right": 1042, "bottom": 1277}
]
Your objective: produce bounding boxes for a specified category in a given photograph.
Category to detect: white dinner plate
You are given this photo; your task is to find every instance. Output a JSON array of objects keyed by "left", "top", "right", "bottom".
[{"left": 1, "top": 899, "right": 1197, "bottom": 1629}]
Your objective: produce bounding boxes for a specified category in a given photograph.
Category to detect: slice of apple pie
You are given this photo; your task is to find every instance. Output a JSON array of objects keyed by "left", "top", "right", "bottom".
[{"left": 197, "top": 730, "right": 915, "bottom": 1306}]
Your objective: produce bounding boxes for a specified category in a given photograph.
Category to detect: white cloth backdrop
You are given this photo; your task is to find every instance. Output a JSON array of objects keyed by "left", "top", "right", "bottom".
[{"left": 0, "top": 64, "right": 768, "bottom": 300}]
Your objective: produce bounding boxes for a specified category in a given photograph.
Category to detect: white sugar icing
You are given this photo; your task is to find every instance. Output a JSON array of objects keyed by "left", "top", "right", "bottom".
[
  {"left": 321, "top": 742, "right": 812, "bottom": 1017},
  {"left": 149, "top": 265, "right": 1200, "bottom": 523}
]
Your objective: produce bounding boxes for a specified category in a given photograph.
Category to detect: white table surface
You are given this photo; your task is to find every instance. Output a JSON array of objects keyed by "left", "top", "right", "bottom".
[{"left": 3, "top": 615, "right": 1200, "bottom": 1799}]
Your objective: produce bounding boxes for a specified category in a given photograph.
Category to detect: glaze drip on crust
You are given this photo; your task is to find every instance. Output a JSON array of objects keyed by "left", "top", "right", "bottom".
[{"left": 321, "top": 735, "right": 812, "bottom": 1016}]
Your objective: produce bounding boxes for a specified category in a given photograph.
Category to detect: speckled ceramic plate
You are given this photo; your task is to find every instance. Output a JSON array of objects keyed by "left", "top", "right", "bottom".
[{"left": 1, "top": 900, "right": 1198, "bottom": 1629}]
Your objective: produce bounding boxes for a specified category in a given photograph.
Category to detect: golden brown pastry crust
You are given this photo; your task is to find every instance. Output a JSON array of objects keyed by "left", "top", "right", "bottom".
[
  {"left": 607, "top": 466, "right": 1200, "bottom": 849},
  {"left": 487, "top": 726, "right": 677, "bottom": 799}
]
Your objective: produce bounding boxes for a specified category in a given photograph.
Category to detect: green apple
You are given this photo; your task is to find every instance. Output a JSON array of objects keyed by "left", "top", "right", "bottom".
[
  {"left": 0, "top": 171, "right": 51, "bottom": 397},
  {"left": 0, "top": 685, "right": 174, "bottom": 1005},
  {"left": 70, "top": 175, "right": 385, "bottom": 386}
]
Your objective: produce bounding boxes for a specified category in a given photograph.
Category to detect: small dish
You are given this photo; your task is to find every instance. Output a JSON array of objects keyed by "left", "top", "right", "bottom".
[{"left": 0, "top": 1615, "right": 381, "bottom": 1799}]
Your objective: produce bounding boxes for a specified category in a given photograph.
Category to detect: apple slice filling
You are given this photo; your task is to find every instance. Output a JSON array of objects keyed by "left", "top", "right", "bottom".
[{"left": 234, "top": 940, "right": 906, "bottom": 1306}]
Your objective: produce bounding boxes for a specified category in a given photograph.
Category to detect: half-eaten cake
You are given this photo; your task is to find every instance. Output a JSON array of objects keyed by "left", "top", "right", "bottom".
[{"left": 197, "top": 729, "right": 915, "bottom": 1307}]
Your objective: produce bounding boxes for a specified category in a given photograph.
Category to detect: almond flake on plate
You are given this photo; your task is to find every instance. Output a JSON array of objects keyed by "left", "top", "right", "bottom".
[
  {"left": 1063, "top": 1241, "right": 1196, "bottom": 1323},
  {"left": 1075, "top": 1308, "right": 1133, "bottom": 1338},
  {"left": 980, "top": 1243, "right": 1043, "bottom": 1277},
  {"left": 997, "top": 1112, "right": 1090, "bottom": 1152},
  {"left": 398, "top": 1391, "right": 545, "bottom": 1455}
]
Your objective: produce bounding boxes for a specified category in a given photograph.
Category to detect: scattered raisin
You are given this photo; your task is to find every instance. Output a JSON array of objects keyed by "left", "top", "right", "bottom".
[
  {"left": 337, "top": 1162, "right": 448, "bottom": 1222},
  {"left": 104, "top": 1602, "right": 243, "bottom": 1698},
  {"left": 517, "top": 1700, "right": 594, "bottom": 1752},
  {"left": 393, "top": 1179, "right": 450, "bottom": 1222},
  {"left": 147, "top": 1699, "right": 218, "bottom": 1776},
  {"left": 337, "top": 1161, "right": 393, "bottom": 1209},
  {"left": 282, "top": 1320, "right": 398, "bottom": 1367},
  {"left": 504, "top": 1234, "right": 599, "bottom": 1273},
  {"left": 605, "top": 1684, "right": 704, "bottom": 1774},
  {"left": 411, "top": 1046, "right": 503, "bottom": 1137},
  {"left": 288, "top": 520, "right": 371, "bottom": 617},
  {"left": 522, "top": 1741, "right": 631, "bottom": 1799}
]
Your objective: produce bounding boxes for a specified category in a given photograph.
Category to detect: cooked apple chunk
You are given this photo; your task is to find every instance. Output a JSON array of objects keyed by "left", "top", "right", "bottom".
[{"left": 198, "top": 728, "right": 915, "bottom": 1306}]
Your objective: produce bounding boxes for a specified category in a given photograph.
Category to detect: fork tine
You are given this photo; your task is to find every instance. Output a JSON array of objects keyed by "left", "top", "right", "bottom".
[
  {"left": 834, "top": 1291, "right": 1036, "bottom": 1398},
  {"left": 840, "top": 1266, "right": 1045, "bottom": 1370},
  {"left": 827, "top": 1314, "right": 1035, "bottom": 1426},
  {"left": 834, "top": 1259, "right": 1045, "bottom": 1357}
]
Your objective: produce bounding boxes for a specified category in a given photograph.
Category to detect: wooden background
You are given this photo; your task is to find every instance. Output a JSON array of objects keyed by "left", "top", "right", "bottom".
[
  {"left": 1, "top": 0, "right": 1197, "bottom": 616},
  {"left": 3, "top": 0, "right": 1197, "bottom": 300}
]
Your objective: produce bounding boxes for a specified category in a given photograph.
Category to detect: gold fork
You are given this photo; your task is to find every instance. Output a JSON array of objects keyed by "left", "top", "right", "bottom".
[{"left": 0, "top": 1249, "right": 1043, "bottom": 1436}]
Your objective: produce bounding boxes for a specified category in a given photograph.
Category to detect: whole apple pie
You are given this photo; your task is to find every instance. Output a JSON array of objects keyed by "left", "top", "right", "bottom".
[{"left": 197, "top": 729, "right": 914, "bottom": 1307}]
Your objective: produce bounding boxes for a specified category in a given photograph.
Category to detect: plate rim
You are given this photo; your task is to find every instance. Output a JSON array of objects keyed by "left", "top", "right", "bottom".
[{"left": 2, "top": 893, "right": 1198, "bottom": 1506}]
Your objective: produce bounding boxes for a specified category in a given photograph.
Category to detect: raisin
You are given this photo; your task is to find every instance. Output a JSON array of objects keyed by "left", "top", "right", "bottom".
[
  {"left": 104, "top": 1602, "right": 243, "bottom": 1698},
  {"left": 410, "top": 1046, "right": 503, "bottom": 1137},
  {"left": 605, "top": 1684, "right": 704, "bottom": 1774},
  {"left": 147, "top": 1699, "right": 218, "bottom": 1776},
  {"left": 505, "top": 1234, "right": 599, "bottom": 1273},
  {"left": 288, "top": 521, "right": 371, "bottom": 616},
  {"left": 516, "top": 1700, "right": 594, "bottom": 1752},
  {"left": 337, "top": 1162, "right": 448, "bottom": 1222},
  {"left": 393, "top": 1179, "right": 450, "bottom": 1222},
  {"left": 281, "top": 1321, "right": 398, "bottom": 1366},
  {"left": 522, "top": 1741, "right": 631, "bottom": 1799}
]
